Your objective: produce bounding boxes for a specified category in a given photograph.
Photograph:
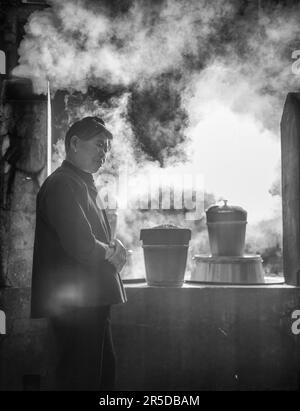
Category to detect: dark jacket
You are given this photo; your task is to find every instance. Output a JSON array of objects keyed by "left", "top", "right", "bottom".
[{"left": 31, "top": 160, "right": 127, "bottom": 318}]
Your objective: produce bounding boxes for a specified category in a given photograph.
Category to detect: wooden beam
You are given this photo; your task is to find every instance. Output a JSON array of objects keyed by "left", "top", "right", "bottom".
[{"left": 281, "top": 93, "right": 300, "bottom": 285}]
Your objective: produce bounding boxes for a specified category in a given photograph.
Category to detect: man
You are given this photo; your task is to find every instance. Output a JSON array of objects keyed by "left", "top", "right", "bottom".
[{"left": 31, "top": 116, "right": 127, "bottom": 390}]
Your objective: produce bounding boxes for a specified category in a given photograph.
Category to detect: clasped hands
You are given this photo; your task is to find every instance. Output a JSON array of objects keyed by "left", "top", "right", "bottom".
[{"left": 105, "top": 238, "right": 127, "bottom": 273}]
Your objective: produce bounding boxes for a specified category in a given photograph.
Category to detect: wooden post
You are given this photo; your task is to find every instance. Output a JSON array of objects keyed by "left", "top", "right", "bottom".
[{"left": 281, "top": 93, "right": 300, "bottom": 285}]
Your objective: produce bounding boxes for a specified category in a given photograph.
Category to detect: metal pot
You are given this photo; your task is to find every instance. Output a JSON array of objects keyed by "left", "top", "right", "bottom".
[
  {"left": 140, "top": 224, "right": 191, "bottom": 287},
  {"left": 206, "top": 200, "right": 247, "bottom": 256}
]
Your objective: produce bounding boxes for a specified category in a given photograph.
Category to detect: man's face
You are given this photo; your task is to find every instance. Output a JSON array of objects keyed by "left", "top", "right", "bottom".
[{"left": 76, "top": 134, "right": 111, "bottom": 173}]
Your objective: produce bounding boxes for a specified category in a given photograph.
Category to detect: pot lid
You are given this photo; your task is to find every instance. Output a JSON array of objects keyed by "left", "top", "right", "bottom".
[
  {"left": 206, "top": 200, "right": 247, "bottom": 222},
  {"left": 140, "top": 223, "right": 191, "bottom": 244}
]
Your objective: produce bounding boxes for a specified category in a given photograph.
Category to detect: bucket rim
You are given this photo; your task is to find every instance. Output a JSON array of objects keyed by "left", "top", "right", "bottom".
[
  {"left": 142, "top": 244, "right": 189, "bottom": 248},
  {"left": 207, "top": 221, "right": 247, "bottom": 225}
]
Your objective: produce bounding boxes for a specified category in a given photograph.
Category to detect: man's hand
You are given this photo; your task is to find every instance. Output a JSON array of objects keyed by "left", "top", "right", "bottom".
[{"left": 106, "top": 238, "right": 127, "bottom": 273}]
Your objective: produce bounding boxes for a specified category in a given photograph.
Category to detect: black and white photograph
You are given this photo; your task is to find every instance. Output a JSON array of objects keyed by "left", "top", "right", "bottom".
[{"left": 0, "top": 0, "right": 300, "bottom": 395}]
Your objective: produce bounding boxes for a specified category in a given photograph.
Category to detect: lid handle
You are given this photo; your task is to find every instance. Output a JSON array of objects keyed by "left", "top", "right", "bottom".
[{"left": 222, "top": 199, "right": 228, "bottom": 208}]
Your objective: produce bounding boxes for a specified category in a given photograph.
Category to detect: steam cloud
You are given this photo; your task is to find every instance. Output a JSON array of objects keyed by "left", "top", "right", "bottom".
[
  {"left": 13, "top": 0, "right": 233, "bottom": 93},
  {"left": 13, "top": 0, "right": 300, "bottom": 276}
]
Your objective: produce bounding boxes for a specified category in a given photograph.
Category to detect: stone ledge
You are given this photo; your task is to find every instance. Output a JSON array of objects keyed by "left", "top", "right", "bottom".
[
  {"left": 1, "top": 283, "right": 300, "bottom": 390},
  {"left": 0, "top": 283, "right": 299, "bottom": 320}
]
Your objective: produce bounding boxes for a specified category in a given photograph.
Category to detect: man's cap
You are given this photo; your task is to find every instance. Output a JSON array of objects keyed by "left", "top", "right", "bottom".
[{"left": 66, "top": 116, "right": 113, "bottom": 142}]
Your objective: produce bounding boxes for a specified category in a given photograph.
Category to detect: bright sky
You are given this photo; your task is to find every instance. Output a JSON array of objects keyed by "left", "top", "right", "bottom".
[{"left": 187, "top": 104, "right": 281, "bottom": 223}]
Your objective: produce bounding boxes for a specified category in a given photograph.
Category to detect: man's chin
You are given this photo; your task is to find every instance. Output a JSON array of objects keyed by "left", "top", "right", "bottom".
[
  {"left": 92, "top": 162, "right": 104, "bottom": 173},
  {"left": 91, "top": 166, "right": 100, "bottom": 173}
]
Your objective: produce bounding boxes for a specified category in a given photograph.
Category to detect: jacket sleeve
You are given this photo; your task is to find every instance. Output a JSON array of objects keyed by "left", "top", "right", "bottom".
[{"left": 41, "top": 177, "right": 109, "bottom": 267}]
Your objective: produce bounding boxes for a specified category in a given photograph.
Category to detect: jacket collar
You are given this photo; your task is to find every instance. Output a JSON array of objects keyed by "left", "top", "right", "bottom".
[
  {"left": 62, "top": 159, "right": 95, "bottom": 186},
  {"left": 61, "top": 160, "right": 112, "bottom": 240}
]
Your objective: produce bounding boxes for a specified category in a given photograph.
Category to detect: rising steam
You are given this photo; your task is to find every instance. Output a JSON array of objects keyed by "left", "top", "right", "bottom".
[{"left": 13, "top": 0, "right": 234, "bottom": 93}]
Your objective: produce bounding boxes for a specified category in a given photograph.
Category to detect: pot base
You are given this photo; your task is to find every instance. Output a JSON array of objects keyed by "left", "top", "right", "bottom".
[
  {"left": 191, "top": 254, "right": 265, "bottom": 284},
  {"left": 146, "top": 280, "right": 184, "bottom": 287}
]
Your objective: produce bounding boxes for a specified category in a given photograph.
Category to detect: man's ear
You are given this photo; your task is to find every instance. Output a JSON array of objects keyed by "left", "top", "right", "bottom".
[{"left": 69, "top": 135, "right": 80, "bottom": 152}]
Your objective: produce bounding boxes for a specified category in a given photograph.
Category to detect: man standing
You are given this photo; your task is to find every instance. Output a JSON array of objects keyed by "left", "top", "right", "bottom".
[{"left": 31, "top": 116, "right": 127, "bottom": 390}]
